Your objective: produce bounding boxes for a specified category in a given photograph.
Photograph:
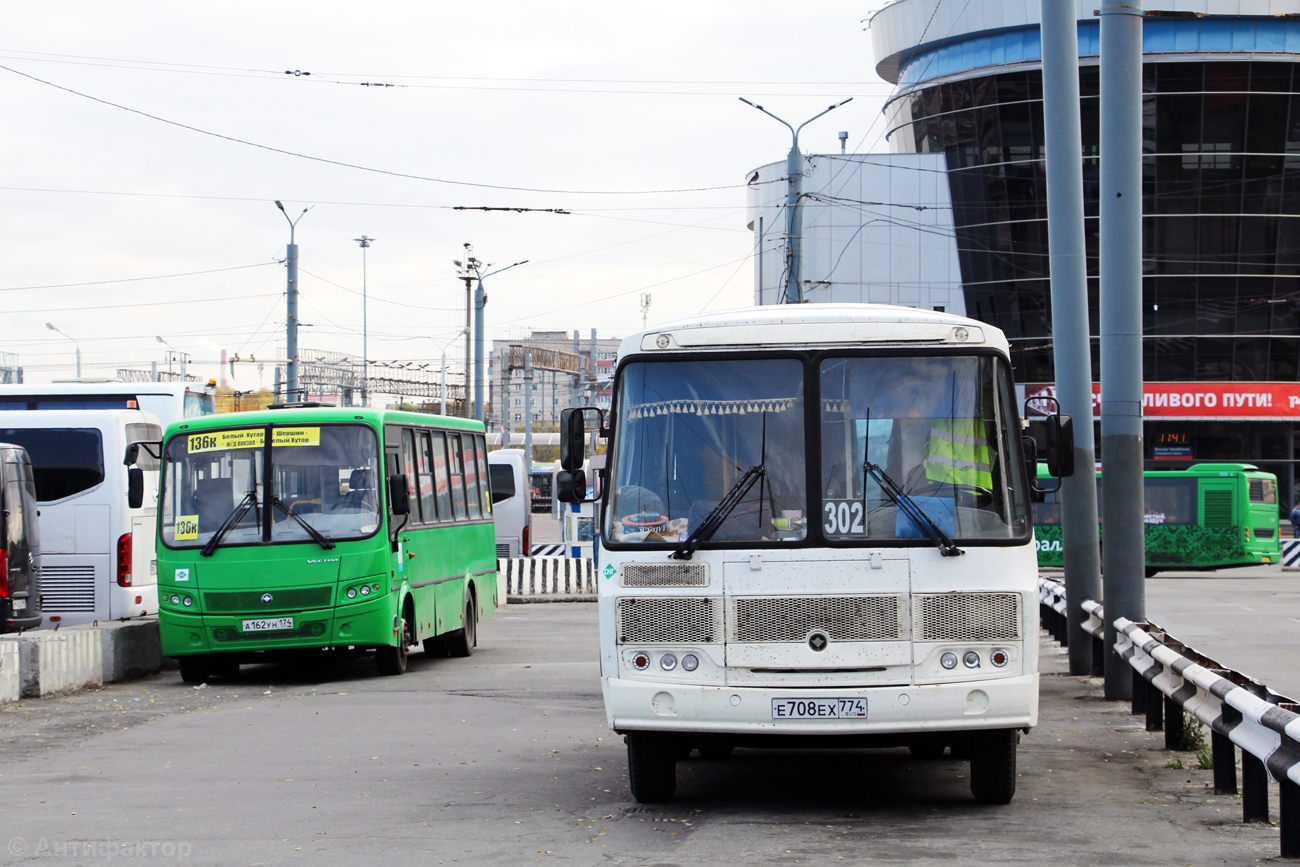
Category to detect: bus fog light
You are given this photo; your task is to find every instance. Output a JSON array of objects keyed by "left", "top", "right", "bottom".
[
  {"left": 360, "top": 585, "right": 370, "bottom": 596},
  {"left": 963, "top": 651, "right": 981, "bottom": 669},
  {"left": 940, "top": 652, "right": 958, "bottom": 670},
  {"left": 660, "top": 653, "right": 677, "bottom": 671},
  {"left": 990, "top": 649, "right": 1009, "bottom": 668},
  {"left": 681, "top": 654, "right": 699, "bottom": 672},
  {"left": 632, "top": 652, "right": 650, "bottom": 670},
  {"left": 170, "top": 595, "right": 180, "bottom": 605},
  {"left": 347, "top": 588, "right": 357, "bottom": 599}
]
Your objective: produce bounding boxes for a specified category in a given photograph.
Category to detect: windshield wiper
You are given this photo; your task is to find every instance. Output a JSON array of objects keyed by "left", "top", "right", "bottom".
[
  {"left": 671, "top": 464, "right": 765, "bottom": 560},
  {"left": 200, "top": 489, "right": 260, "bottom": 557},
  {"left": 864, "top": 461, "right": 964, "bottom": 557},
  {"left": 272, "top": 497, "right": 335, "bottom": 550}
]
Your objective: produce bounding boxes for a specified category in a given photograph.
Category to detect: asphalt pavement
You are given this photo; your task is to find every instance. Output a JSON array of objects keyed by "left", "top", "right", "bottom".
[{"left": 0, "top": 603, "right": 1288, "bottom": 866}]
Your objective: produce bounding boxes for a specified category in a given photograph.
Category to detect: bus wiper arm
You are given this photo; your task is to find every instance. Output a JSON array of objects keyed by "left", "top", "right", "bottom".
[
  {"left": 864, "top": 461, "right": 964, "bottom": 557},
  {"left": 200, "top": 490, "right": 259, "bottom": 557},
  {"left": 671, "top": 465, "right": 765, "bottom": 561},
  {"left": 272, "top": 497, "right": 335, "bottom": 550}
]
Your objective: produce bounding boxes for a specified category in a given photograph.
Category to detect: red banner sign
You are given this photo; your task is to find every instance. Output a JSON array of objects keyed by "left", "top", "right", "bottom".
[{"left": 1024, "top": 382, "right": 1300, "bottom": 420}]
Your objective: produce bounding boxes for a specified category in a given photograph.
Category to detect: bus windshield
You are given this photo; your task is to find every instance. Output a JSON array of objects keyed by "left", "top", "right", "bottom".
[
  {"left": 161, "top": 423, "right": 381, "bottom": 550},
  {"left": 606, "top": 357, "right": 806, "bottom": 546},
  {"left": 819, "top": 354, "right": 1028, "bottom": 542}
]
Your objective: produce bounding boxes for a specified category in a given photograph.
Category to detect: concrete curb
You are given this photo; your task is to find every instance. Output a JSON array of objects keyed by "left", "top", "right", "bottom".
[
  {"left": 498, "top": 557, "right": 596, "bottom": 599},
  {"left": 0, "top": 617, "right": 164, "bottom": 704}
]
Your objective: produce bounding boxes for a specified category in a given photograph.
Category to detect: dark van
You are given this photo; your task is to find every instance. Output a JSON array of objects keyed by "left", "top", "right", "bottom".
[{"left": 1, "top": 442, "right": 42, "bottom": 631}]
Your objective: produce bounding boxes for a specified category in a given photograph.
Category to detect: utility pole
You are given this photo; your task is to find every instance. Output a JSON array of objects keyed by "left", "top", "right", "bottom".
[
  {"left": 1099, "top": 0, "right": 1146, "bottom": 700},
  {"left": 640, "top": 293, "right": 651, "bottom": 329},
  {"left": 740, "top": 97, "right": 852, "bottom": 304},
  {"left": 1041, "top": 0, "right": 1103, "bottom": 677},
  {"left": 456, "top": 247, "right": 528, "bottom": 422},
  {"left": 354, "top": 235, "right": 375, "bottom": 407},
  {"left": 455, "top": 244, "right": 478, "bottom": 418},
  {"left": 275, "top": 200, "right": 312, "bottom": 403}
]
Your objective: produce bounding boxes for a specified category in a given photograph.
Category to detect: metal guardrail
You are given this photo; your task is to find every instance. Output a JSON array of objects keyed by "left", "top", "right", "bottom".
[{"left": 1039, "top": 576, "right": 1300, "bottom": 859}]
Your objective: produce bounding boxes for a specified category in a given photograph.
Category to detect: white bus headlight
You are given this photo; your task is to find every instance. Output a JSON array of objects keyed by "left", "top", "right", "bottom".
[
  {"left": 360, "top": 585, "right": 371, "bottom": 596},
  {"left": 660, "top": 653, "right": 677, "bottom": 671},
  {"left": 346, "top": 588, "right": 357, "bottom": 599},
  {"left": 681, "top": 654, "right": 699, "bottom": 672},
  {"left": 963, "top": 651, "right": 981, "bottom": 669},
  {"left": 940, "top": 652, "right": 958, "bottom": 670},
  {"left": 182, "top": 597, "right": 193, "bottom": 607}
]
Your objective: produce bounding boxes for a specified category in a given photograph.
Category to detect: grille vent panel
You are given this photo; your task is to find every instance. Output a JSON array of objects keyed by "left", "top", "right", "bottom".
[
  {"left": 204, "top": 586, "right": 333, "bottom": 614},
  {"left": 41, "top": 565, "right": 96, "bottom": 612},
  {"left": 729, "top": 595, "right": 903, "bottom": 643},
  {"left": 621, "top": 563, "right": 710, "bottom": 588},
  {"left": 913, "top": 593, "right": 1021, "bottom": 642},
  {"left": 616, "top": 596, "right": 722, "bottom": 644}
]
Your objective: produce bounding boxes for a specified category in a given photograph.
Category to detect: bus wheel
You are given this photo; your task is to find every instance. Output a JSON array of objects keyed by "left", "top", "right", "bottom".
[
  {"left": 969, "top": 729, "right": 1018, "bottom": 804},
  {"left": 377, "top": 613, "right": 411, "bottom": 676},
  {"left": 178, "top": 656, "right": 211, "bottom": 685},
  {"left": 626, "top": 732, "right": 676, "bottom": 803},
  {"left": 448, "top": 597, "right": 477, "bottom": 658}
]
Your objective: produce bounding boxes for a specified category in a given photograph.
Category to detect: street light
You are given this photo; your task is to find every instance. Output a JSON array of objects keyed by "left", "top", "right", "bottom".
[
  {"left": 739, "top": 97, "right": 852, "bottom": 304},
  {"left": 474, "top": 259, "right": 528, "bottom": 425},
  {"left": 354, "top": 235, "right": 375, "bottom": 407},
  {"left": 156, "top": 336, "right": 188, "bottom": 381},
  {"left": 275, "top": 200, "right": 312, "bottom": 402},
  {"left": 45, "top": 322, "right": 81, "bottom": 378}
]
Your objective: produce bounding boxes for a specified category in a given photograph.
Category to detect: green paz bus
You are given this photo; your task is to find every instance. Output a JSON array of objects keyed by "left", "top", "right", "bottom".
[
  {"left": 154, "top": 406, "right": 498, "bottom": 682},
  {"left": 1033, "top": 463, "right": 1280, "bottom": 576}
]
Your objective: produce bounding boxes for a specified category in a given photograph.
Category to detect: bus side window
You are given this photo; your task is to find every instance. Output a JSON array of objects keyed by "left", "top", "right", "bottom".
[
  {"left": 416, "top": 431, "right": 439, "bottom": 522},
  {"left": 401, "top": 429, "right": 422, "bottom": 523},
  {"left": 447, "top": 434, "right": 468, "bottom": 521},
  {"left": 475, "top": 434, "right": 491, "bottom": 516},
  {"left": 429, "top": 432, "right": 454, "bottom": 521},
  {"left": 462, "top": 434, "right": 482, "bottom": 520}
]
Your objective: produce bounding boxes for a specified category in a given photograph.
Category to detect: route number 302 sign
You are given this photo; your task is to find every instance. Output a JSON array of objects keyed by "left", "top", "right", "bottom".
[{"left": 822, "top": 499, "right": 865, "bottom": 536}]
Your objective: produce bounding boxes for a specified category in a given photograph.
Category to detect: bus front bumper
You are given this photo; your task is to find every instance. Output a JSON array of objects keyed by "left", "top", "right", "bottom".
[
  {"left": 159, "top": 594, "right": 396, "bottom": 656},
  {"left": 604, "top": 674, "right": 1038, "bottom": 736}
]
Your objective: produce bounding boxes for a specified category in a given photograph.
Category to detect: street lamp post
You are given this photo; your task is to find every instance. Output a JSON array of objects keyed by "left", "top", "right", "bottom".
[
  {"left": 354, "top": 236, "right": 375, "bottom": 407},
  {"left": 45, "top": 322, "right": 81, "bottom": 378},
  {"left": 739, "top": 97, "right": 852, "bottom": 304},
  {"left": 474, "top": 259, "right": 528, "bottom": 425},
  {"left": 156, "top": 336, "right": 188, "bottom": 381},
  {"left": 275, "top": 200, "right": 312, "bottom": 403}
]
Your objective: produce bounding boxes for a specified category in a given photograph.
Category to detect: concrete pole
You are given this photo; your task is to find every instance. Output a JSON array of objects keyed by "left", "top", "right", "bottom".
[
  {"left": 524, "top": 354, "right": 534, "bottom": 473},
  {"left": 785, "top": 142, "right": 804, "bottom": 304},
  {"left": 463, "top": 275, "right": 473, "bottom": 418},
  {"left": 474, "top": 279, "right": 486, "bottom": 423},
  {"left": 1041, "top": 0, "right": 1103, "bottom": 676},
  {"left": 1099, "top": 0, "right": 1146, "bottom": 700}
]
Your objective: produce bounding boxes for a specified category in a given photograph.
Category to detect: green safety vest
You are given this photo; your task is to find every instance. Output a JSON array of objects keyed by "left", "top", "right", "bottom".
[{"left": 924, "top": 419, "right": 993, "bottom": 489}]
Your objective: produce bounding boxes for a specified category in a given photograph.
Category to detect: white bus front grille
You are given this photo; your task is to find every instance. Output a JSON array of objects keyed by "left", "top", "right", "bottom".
[
  {"left": 621, "top": 563, "right": 710, "bottom": 588},
  {"left": 728, "top": 595, "right": 904, "bottom": 643},
  {"left": 616, "top": 597, "right": 722, "bottom": 644},
  {"left": 913, "top": 593, "right": 1021, "bottom": 642},
  {"left": 41, "top": 565, "right": 97, "bottom": 612}
]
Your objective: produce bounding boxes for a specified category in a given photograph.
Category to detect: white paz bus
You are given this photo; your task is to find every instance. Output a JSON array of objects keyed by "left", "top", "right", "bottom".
[{"left": 558, "top": 304, "right": 1072, "bottom": 804}]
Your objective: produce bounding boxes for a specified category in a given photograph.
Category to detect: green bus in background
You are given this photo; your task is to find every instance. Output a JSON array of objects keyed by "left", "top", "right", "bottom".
[
  {"left": 154, "top": 407, "right": 498, "bottom": 683},
  {"left": 1033, "top": 463, "right": 1281, "bottom": 576}
]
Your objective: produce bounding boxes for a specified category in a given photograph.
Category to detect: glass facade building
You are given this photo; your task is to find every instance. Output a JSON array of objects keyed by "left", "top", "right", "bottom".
[{"left": 839, "top": 2, "right": 1300, "bottom": 502}]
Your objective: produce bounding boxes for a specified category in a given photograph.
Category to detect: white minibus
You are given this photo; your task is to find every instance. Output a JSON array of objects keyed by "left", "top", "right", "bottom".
[
  {"left": 558, "top": 304, "right": 1072, "bottom": 805},
  {"left": 0, "top": 409, "right": 163, "bottom": 626},
  {"left": 488, "top": 448, "right": 530, "bottom": 558}
]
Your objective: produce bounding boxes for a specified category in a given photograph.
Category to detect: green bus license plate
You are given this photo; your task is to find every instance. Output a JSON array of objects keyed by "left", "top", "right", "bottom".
[
  {"left": 771, "top": 698, "right": 868, "bottom": 719},
  {"left": 242, "top": 617, "right": 294, "bottom": 632}
]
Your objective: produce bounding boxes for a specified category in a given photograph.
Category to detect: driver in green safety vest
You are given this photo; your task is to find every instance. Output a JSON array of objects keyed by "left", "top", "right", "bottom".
[{"left": 923, "top": 417, "right": 993, "bottom": 491}]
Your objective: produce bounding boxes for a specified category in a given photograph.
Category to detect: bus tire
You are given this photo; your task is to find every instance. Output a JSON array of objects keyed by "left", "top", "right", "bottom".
[
  {"left": 377, "top": 611, "right": 412, "bottom": 676},
  {"left": 448, "top": 596, "right": 477, "bottom": 658},
  {"left": 626, "top": 732, "right": 676, "bottom": 803},
  {"left": 178, "top": 656, "right": 211, "bottom": 685},
  {"left": 969, "top": 729, "right": 1018, "bottom": 804}
]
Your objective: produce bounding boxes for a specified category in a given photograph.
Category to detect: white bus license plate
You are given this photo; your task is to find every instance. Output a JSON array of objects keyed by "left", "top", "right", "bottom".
[
  {"left": 771, "top": 698, "right": 868, "bottom": 720},
  {"left": 242, "top": 617, "right": 294, "bottom": 632}
]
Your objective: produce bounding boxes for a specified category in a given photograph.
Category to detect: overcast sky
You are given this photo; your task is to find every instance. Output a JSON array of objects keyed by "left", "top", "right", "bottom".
[{"left": 3, "top": 1, "right": 894, "bottom": 391}]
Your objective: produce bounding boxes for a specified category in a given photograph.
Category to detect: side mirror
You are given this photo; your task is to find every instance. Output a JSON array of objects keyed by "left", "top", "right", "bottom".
[
  {"left": 127, "top": 467, "right": 144, "bottom": 509},
  {"left": 1045, "top": 415, "right": 1075, "bottom": 478},
  {"left": 560, "top": 408, "right": 587, "bottom": 471},
  {"left": 1021, "top": 435, "right": 1038, "bottom": 489},
  {"left": 556, "top": 469, "right": 587, "bottom": 504},
  {"left": 388, "top": 473, "right": 411, "bottom": 516},
  {"left": 124, "top": 443, "right": 140, "bottom": 466}
]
